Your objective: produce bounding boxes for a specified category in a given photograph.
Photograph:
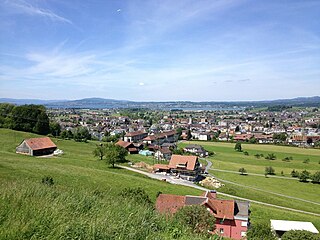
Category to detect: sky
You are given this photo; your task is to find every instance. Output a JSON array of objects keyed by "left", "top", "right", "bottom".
[{"left": 0, "top": 0, "right": 319, "bottom": 101}]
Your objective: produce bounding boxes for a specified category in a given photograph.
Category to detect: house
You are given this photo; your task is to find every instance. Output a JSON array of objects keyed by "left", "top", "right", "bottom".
[
  {"left": 143, "top": 130, "right": 177, "bottom": 145},
  {"left": 156, "top": 190, "right": 250, "bottom": 240},
  {"left": 16, "top": 137, "right": 57, "bottom": 156},
  {"left": 116, "top": 140, "right": 138, "bottom": 154},
  {"left": 199, "top": 132, "right": 212, "bottom": 141},
  {"left": 184, "top": 144, "right": 208, "bottom": 157},
  {"left": 168, "top": 155, "right": 201, "bottom": 181},
  {"left": 154, "top": 148, "right": 172, "bottom": 161},
  {"left": 124, "top": 131, "right": 147, "bottom": 143},
  {"left": 270, "top": 220, "right": 319, "bottom": 239}
]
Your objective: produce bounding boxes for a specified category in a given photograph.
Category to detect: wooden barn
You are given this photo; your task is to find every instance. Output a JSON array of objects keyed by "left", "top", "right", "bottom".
[{"left": 16, "top": 137, "right": 57, "bottom": 156}]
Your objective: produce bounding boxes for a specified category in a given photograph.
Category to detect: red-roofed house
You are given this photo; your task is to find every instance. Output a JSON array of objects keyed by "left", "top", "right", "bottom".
[
  {"left": 169, "top": 155, "right": 201, "bottom": 181},
  {"left": 156, "top": 191, "right": 250, "bottom": 240},
  {"left": 16, "top": 137, "right": 57, "bottom": 156},
  {"left": 116, "top": 140, "right": 138, "bottom": 154},
  {"left": 124, "top": 131, "right": 147, "bottom": 143}
]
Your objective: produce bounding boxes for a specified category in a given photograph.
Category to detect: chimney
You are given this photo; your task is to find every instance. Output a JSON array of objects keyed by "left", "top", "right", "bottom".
[{"left": 206, "top": 190, "right": 217, "bottom": 199}]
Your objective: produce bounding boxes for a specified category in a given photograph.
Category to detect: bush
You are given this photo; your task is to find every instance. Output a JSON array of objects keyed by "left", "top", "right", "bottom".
[
  {"left": 299, "top": 170, "right": 310, "bottom": 182},
  {"left": 243, "top": 151, "right": 249, "bottom": 156},
  {"left": 291, "top": 170, "right": 300, "bottom": 178},
  {"left": 119, "top": 187, "right": 152, "bottom": 206},
  {"left": 265, "top": 153, "right": 276, "bottom": 160},
  {"left": 303, "top": 158, "right": 310, "bottom": 164},
  {"left": 41, "top": 176, "right": 54, "bottom": 186},
  {"left": 311, "top": 171, "right": 320, "bottom": 184},
  {"left": 174, "top": 205, "right": 216, "bottom": 235},
  {"left": 239, "top": 168, "right": 247, "bottom": 175},
  {"left": 281, "top": 230, "right": 319, "bottom": 240},
  {"left": 265, "top": 166, "right": 275, "bottom": 175},
  {"left": 246, "top": 222, "right": 277, "bottom": 240}
]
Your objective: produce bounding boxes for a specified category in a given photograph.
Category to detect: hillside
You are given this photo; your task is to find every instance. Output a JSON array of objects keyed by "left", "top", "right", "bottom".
[{"left": 1, "top": 129, "right": 320, "bottom": 239}]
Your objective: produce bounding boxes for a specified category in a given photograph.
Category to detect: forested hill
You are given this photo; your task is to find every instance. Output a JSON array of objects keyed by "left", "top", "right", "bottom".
[{"left": 0, "top": 96, "right": 319, "bottom": 109}]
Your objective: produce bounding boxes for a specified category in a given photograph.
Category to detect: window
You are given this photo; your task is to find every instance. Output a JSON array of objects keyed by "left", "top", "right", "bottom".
[
  {"left": 220, "top": 228, "right": 224, "bottom": 234},
  {"left": 241, "top": 221, "right": 248, "bottom": 227},
  {"left": 220, "top": 219, "right": 224, "bottom": 224},
  {"left": 241, "top": 231, "right": 247, "bottom": 237}
]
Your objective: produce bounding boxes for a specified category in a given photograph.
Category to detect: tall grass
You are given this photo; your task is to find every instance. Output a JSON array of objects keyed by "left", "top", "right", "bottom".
[{"left": 0, "top": 179, "right": 211, "bottom": 240}]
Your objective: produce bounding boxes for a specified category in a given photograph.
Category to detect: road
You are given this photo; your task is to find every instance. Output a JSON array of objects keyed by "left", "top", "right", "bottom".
[{"left": 119, "top": 165, "right": 320, "bottom": 217}]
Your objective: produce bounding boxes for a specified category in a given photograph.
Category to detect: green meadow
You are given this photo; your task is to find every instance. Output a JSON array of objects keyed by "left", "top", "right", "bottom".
[
  {"left": 179, "top": 141, "right": 320, "bottom": 227},
  {"left": 0, "top": 129, "right": 319, "bottom": 239}
]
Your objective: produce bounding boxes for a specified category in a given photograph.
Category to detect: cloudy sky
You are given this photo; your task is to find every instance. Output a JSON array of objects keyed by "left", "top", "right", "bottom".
[{"left": 0, "top": 0, "right": 319, "bottom": 101}]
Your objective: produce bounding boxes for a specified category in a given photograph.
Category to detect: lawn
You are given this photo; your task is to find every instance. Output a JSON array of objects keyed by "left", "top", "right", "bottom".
[{"left": 1, "top": 129, "right": 320, "bottom": 238}]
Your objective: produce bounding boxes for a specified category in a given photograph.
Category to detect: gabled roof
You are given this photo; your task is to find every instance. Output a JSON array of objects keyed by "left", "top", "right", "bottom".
[
  {"left": 156, "top": 194, "right": 186, "bottom": 214},
  {"left": 168, "top": 155, "right": 198, "bottom": 171},
  {"left": 125, "top": 131, "right": 146, "bottom": 137},
  {"left": 271, "top": 220, "right": 319, "bottom": 233},
  {"left": 116, "top": 140, "right": 132, "bottom": 148},
  {"left": 25, "top": 137, "right": 56, "bottom": 150},
  {"left": 206, "top": 199, "right": 235, "bottom": 220}
]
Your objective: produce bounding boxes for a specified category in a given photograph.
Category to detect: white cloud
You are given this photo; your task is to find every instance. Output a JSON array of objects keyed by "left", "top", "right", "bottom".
[{"left": 6, "top": 0, "right": 72, "bottom": 24}]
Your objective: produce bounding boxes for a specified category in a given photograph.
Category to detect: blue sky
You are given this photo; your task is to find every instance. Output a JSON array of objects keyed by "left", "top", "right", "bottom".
[{"left": 0, "top": 0, "right": 319, "bottom": 101}]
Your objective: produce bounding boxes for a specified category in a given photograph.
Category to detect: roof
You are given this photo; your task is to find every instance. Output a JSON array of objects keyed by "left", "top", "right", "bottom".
[
  {"left": 125, "top": 131, "right": 146, "bottom": 137},
  {"left": 206, "top": 199, "right": 235, "bottom": 220},
  {"left": 270, "top": 220, "right": 319, "bottom": 233},
  {"left": 156, "top": 194, "right": 186, "bottom": 214},
  {"left": 25, "top": 137, "right": 56, "bottom": 150},
  {"left": 143, "top": 130, "right": 177, "bottom": 141},
  {"left": 153, "top": 164, "right": 170, "bottom": 170},
  {"left": 160, "top": 148, "right": 171, "bottom": 154},
  {"left": 185, "top": 196, "right": 207, "bottom": 205},
  {"left": 116, "top": 140, "right": 132, "bottom": 149},
  {"left": 234, "top": 200, "right": 250, "bottom": 220},
  {"left": 184, "top": 144, "right": 203, "bottom": 150},
  {"left": 168, "top": 155, "right": 198, "bottom": 171}
]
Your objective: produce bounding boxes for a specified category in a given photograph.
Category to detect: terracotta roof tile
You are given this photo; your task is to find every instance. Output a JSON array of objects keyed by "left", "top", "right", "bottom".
[
  {"left": 25, "top": 137, "right": 56, "bottom": 150},
  {"left": 168, "top": 155, "right": 198, "bottom": 171},
  {"left": 156, "top": 194, "right": 186, "bottom": 214}
]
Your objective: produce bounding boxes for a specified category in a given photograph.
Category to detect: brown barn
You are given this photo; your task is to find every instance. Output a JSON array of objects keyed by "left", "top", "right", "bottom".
[{"left": 16, "top": 137, "right": 57, "bottom": 156}]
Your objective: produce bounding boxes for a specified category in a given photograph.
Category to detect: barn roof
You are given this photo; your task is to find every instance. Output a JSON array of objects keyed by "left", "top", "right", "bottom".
[
  {"left": 168, "top": 155, "right": 198, "bottom": 171},
  {"left": 25, "top": 137, "right": 56, "bottom": 150}
]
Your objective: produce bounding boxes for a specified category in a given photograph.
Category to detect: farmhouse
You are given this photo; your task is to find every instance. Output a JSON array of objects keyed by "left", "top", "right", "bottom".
[
  {"left": 156, "top": 190, "right": 250, "bottom": 240},
  {"left": 16, "top": 137, "right": 57, "bottom": 156},
  {"left": 169, "top": 155, "right": 201, "bottom": 180},
  {"left": 116, "top": 140, "right": 138, "bottom": 154}
]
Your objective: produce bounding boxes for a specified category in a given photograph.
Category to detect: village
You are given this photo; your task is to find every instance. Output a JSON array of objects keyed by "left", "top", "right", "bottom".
[{"left": 13, "top": 106, "right": 320, "bottom": 239}]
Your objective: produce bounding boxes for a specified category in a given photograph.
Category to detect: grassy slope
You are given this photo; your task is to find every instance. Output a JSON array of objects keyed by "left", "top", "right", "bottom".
[
  {"left": 0, "top": 129, "right": 319, "bottom": 238},
  {"left": 179, "top": 141, "right": 320, "bottom": 228}
]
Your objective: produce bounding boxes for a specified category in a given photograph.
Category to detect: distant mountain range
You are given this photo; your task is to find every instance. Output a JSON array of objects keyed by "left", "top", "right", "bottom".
[{"left": 0, "top": 96, "right": 319, "bottom": 110}]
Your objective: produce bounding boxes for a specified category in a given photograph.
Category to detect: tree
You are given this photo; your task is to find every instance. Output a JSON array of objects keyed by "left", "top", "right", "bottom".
[
  {"left": 33, "top": 111, "right": 50, "bottom": 135},
  {"left": 282, "top": 230, "right": 319, "bottom": 240},
  {"left": 104, "top": 143, "right": 128, "bottom": 168},
  {"left": 239, "top": 167, "right": 247, "bottom": 175},
  {"left": 174, "top": 205, "right": 216, "bottom": 235},
  {"left": 311, "top": 171, "right": 320, "bottom": 184},
  {"left": 235, "top": 142, "right": 242, "bottom": 152},
  {"left": 93, "top": 144, "right": 106, "bottom": 160},
  {"left": 291, "top": 169, "right": 300, "bottom": 178},
  {"left": 73, "top": 127, "right": 91, "bottom": 142},
  {"left": 265, "top": 153, "right": 276, "bottom": 160},
  {"left": 249, "top": 137, "right": 257, "bottom": 144},
  {"left": 265, "top": 166, "right": 275, "bottom": 175},
  {"left": 49, "top": 122, "right": 61, "bottom": 137},
  {"left": 246, "top": 222, "right": 277, "bottom": 240},
  {"left": 186, "top": 129, "right": 192, "bottom": 140},
  {"left": 299, "top": 170, "right": 310, "bottom": 182}
]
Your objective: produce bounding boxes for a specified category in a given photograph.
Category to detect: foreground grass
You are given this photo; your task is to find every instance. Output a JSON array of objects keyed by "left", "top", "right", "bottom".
[{"left": 1, "top": 129, "right": 320, "bottom": 238}]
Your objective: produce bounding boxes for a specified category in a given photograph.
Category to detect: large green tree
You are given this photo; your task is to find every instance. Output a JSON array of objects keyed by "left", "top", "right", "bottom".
[
  {"left": 73, "top": 127, "right": 91, "bottom": 142},
  {"left": 104, "top": 143, "right": 128, "bottom": 168},
  {"left": 93, "top": 144, "right": 106, "bottom": 160}
]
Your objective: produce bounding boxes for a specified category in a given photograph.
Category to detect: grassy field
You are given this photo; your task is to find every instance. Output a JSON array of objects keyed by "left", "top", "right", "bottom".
[
  {"left": 1, "top": 129, "right": 320, "bottom": 239},
  {"left": 179, "top": 141, "right": 320, "bottom": 227}
]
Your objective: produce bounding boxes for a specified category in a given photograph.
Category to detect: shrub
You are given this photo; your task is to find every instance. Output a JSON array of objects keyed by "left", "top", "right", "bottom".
[
  {"left": 281, "top": 230, "right": 319, "bottom": 240},
  {"left": 265, "top": 166, "right": 275, "bottom": 175},
  {"left": 119, "top": 187, "right": 152, "bottom": 206},
  {"left": 265, "top": 153, "right": 276, "bottom": 160},
  {"left": 243, "top": 151, "right": 249, "bottom": 156},
  {"left": 303, "top": 158, "right": 310, "bottom": 164},
  {"left": 239, "top": 168, "right": 247, "bottom": 175},
  {"left": 246, "top": 222, "right": 277, "bottom": 240},
  {"left": 291, "top": 170, "right": 300, "bottom": 178},
  {"left": 299, "top": 170, "right": 310, "bottom": 182},
  {"left": 41, "top": 176, "right": 54, "bottom": 186},
  {"left": 174, "top": 205, "right": 216, "bottom": 235},
  {"left": 311, "top": 171, "right": 320, "bottom": 184}
]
